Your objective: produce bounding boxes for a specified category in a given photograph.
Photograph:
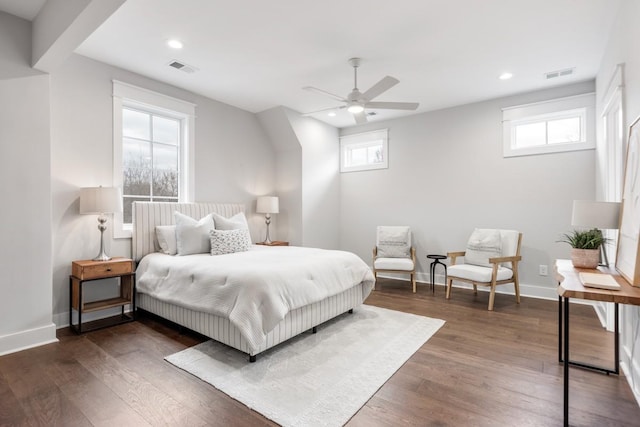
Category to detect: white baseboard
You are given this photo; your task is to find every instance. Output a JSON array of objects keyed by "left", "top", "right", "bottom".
[
  {"left": 621, "top": 344, "right": 640, "bottom": 407},
  {"left": 0, "top": 323, "right": 58, "bottom": 356},
  {"left": 53, "top": 305, "right": 133, "bottom": 329},
  {"left": 377, "top": 271, "right": 559, "bottom": 300}
]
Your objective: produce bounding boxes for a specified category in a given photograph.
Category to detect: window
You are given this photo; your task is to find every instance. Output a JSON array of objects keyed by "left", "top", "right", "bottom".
[
  {"left": 502, "top": 93, "right": 595, "bottom": 157},
  {"left": 113, "top": 81, "right": 195, "bottom": 237},
  {"left": 122, "top": 107, "right": 180, "bottom": 223},
  {"left": 340, "top": 129, "right": 388, "bottom": 172}
]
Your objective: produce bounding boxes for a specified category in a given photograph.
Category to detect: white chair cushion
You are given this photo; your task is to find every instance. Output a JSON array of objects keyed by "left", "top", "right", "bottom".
[
  {"left": 376, "top": 226, "right": 411, "bottom": 258},
  {"left": 374, "top": 257, "right": 415, "bottom": 271},
  {"left": 448, "top": 264, "right": 513, "bottom": 282}
]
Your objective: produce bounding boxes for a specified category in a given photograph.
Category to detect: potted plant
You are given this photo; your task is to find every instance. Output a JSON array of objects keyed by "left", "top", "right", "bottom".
[{"left": 558, "top": 228, "right": 609, "bottom": 269}]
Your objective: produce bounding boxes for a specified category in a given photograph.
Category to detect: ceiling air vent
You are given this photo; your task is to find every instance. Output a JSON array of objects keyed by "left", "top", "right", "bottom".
[
  {"left": 545, "top": 67, "right": 575, "bottom": 80},
  {"left": 168, "top": 60, "right": 197, "bottom": 74}
]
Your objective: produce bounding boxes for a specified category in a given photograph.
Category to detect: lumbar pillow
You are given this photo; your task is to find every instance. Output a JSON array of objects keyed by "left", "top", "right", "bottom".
[
  {"left": 376, "top": 226, "right": 411, "bottom": 258},
  {"left": 210, "top": 228, "right": 252, "bottom": 255},
  {"left": 465, "top": 228, "right": 502, "bottom": 267},
  {"left": 175, "top": 212, "right": 215, "bottom": 255},
  {"left": 155, "top": 225, "right": 177, "bottom": 255}
]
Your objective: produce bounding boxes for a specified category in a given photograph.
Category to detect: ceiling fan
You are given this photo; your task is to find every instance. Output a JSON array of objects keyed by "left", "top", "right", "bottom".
[{"left": 303, "top": 58, "right": 419, "bottom": 124}]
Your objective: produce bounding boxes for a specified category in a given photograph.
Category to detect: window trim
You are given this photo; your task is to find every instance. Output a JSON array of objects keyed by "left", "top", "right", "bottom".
[
  {"left": 340, "top": 129, "right": 389, "bottom": 173},
  {"left": 112, "top": 81, "right": 196, "bottom": 238},
  {"left": 502, "top": 92, "right": 596, "bottom": 158}
]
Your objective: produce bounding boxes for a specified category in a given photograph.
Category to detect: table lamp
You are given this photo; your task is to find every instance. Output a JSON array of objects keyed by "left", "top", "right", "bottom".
[
  {"left": 80, "top": 186, "right": 123, "bottom": 261},
  {"left": 256, "top": 196, "right": 279, "bottom": 244},
  {"left": 571, "top": 200, "right": 621, "bottom": 267}
]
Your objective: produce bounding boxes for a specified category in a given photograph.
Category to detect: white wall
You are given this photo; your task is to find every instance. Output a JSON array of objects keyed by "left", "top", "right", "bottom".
[
  {"left": 596, "top": 0, "right": 640, "bottom": 404},
  {"left": 257, "top": 107, "right": 340, "bottom": 249},
  {"left": 50, "top": 53, "right": 276, "bottom": 326},
  {"left": 340, "top": 81, "right": 596, "bottom": 298},
  {"left": 0, "top": 12, "right": 57, "bottom": 355},
  {"left": 285, "top": 109, "right": 340, "bottom": 249},
  {"left": 257, "top": 107, "right": 302, "bottom": 245}
]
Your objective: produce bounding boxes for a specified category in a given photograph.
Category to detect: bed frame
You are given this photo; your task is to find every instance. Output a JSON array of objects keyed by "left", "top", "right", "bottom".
[{"left": 132, "top": 201, "right": 372, "bottom": 362}]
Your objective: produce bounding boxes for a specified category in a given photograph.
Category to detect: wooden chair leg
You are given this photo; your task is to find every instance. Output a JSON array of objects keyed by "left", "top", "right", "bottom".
[
  {"left": 446, "top": 278, "right": 452, "bottom": 299},
  {"left": 373, "top": 271, "right": 378, "bottom": 291},
  {"left": 488, "top": 283, "right": 496, "bottom": 311},
  {"left": 514, "top": 278, "right": 521, "bottom": 304},
  {"left": 411, "top": 273, "right": 416, "bottom": 293}
]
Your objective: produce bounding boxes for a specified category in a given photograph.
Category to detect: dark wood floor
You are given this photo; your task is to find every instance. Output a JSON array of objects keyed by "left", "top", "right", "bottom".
[{"left": 1, "top": 280, "right": 639, "bottom": 426}]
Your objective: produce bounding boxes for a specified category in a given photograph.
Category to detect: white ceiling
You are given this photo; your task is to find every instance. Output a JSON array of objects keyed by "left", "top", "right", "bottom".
[{"left": 2, "top": 0, "right": 621, "bottom": 128}]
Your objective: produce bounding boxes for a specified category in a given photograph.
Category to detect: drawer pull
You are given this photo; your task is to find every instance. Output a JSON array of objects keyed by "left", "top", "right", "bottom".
[{"left": 106, "top": 268, "right": 112, "bottom": 272}]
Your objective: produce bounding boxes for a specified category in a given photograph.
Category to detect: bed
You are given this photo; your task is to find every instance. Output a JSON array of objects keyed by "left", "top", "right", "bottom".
[{"left": 132, "top": 201, "right": 375, "bottom": 361}]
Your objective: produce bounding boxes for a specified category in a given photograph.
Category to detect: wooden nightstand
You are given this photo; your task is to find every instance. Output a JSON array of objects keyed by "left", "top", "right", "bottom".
[
  {"left": 69, "top": 257, "right": 135, "bottom": 333},
  {"left": 255, "top": 241, "right": 289, "bottom": 246}
]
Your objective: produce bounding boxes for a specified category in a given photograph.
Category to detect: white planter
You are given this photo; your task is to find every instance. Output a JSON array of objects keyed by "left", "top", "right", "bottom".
[{"left": 570, "top": 248, "right": 600, "bottom": 269}]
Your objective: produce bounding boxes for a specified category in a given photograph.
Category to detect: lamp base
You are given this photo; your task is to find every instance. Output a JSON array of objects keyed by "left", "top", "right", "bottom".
[
  {"left": 262, "top": 214, "right": 273, "bottom": 244},
  {"left": 93, "top": 215, "right": 112, "bottom": 262},
  {"left": 93, "top": 252, "right": 112, "bottom": 262}
]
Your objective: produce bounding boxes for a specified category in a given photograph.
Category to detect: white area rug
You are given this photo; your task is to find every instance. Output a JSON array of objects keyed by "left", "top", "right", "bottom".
[{"left": 165, "top": 305, "right": 445, "bottom": 427}]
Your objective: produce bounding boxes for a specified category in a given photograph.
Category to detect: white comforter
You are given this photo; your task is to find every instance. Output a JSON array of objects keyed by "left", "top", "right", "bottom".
[{"left": 136, "top": 245, "right": 375, "bottom": 351}]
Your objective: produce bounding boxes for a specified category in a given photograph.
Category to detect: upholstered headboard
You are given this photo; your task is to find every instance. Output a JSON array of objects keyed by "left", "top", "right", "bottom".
[{"left": 131, "top": 201, "right": 245, "bottom": 261}]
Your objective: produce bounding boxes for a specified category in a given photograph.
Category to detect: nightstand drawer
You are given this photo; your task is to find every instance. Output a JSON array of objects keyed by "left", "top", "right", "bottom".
[{"left": 72, "top": 258, "right": 133, "bottom": 280}]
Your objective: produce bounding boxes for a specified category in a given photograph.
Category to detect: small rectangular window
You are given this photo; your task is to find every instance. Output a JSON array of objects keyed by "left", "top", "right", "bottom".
[
  {"left": 503, "top": 93, "right": 595, "bottom": 157},
  {"left": 340, "top": 129, "right": 388, "bottom": 172}
]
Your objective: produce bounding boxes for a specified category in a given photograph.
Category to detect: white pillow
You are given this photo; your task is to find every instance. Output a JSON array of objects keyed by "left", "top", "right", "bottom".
[
  {"left": 212, "top": 212, "right": 249, "bottom": 230},
  {"left": 465, "top": 228, "right": 502, "bottom": 267},
  {"left": 376, "top": 226, "right": 411, "bottom": 258},
  {"left": 155, "top": 225, "right": 177, "bottom": 255},
  {"left": 210, "top": 228, "right": 252, "bottom": 255},
  {"left": 212, "top": 212, "right": 252, "bottom": 243},
  {"left": 175, "top": 212, "right": 215, "bottom": 255}
]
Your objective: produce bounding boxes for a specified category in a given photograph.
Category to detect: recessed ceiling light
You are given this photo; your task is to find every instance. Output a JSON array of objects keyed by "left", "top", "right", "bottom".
[
  {"left": 499, "top": 72, "right": 513, "bottom": 80},
  {"left": 167, "top": 39, "right": 183, "bottom": 49},
  {"left": 328, "top": 112, "right": 336, "bottom": 117}
]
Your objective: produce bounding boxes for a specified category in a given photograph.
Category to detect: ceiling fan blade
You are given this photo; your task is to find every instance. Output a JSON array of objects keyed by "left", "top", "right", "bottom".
[
  {"left": 302, "top": 105, "right": 346, "bottom": 116},
  {"left": 365, "top": 101, "right": 419, "bottom": 110},
  {"left": 361, "top": 76, "right": 399, "bottom": 101},
  {"left": 302, "top": 86, "right": 346, "bottom": 102},
  {"left": 353, "top": 110, "right": 368, "bottom": 124}
]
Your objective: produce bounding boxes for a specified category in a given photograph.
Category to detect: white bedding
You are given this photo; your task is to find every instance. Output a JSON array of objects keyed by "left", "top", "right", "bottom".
[{"left": 136, "top": 245, "right": 375, "bottom": 351}]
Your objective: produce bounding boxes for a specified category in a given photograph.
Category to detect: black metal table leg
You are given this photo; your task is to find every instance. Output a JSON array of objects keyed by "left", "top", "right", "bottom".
[
  {"left": 558, "top": 295, "right": 563, "bottom": 363},
  {"left": 615, "top": 302, "right": 620, "bottom": 374},
  {"left": 564, "top": 296, "right": 569, "bottom": 427},
  {"left": 430, "top": 262, "right": 435, "bottom": 293}
]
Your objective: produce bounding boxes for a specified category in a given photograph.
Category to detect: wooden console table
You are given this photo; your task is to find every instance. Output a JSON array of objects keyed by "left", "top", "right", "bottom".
[{"left": 555, "top": 259, "right": 640, "bottom": 427}]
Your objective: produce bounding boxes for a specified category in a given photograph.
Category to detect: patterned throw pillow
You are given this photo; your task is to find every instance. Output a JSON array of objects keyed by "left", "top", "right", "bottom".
[
  {"left": 465, "top": 228, "right": 502, "bottom": 267},
  {"left": 210, "top": 228, "right": 252, "bottom": 255}
]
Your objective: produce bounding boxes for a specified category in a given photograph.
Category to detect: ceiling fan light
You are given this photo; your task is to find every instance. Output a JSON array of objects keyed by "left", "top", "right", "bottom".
[{"left": 347, "top": 104, "right": 364, "bottom": 113}]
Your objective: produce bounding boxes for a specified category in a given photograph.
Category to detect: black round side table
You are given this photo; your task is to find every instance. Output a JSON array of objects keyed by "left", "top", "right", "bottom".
[{"left": 426, "top": 254, "right": 447, "bottom": 294}]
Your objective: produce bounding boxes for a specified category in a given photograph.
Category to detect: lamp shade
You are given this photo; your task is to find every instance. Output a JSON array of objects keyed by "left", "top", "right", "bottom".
[
  {"left": 80, "top": 187, "right": 122, "bottom": 214},
  {"left": 571, "top": 200, "right": 621, "bottom": 229},
  {"left": 256, "top": 196, "right": 279, "bottom": 214}
]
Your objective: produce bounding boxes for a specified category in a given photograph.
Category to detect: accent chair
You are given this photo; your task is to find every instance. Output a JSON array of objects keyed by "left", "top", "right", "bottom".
[
  {"left": 446, "top": 228, "right": 522, "bottom": 310},
  {"left": 372, "top": 226, "right": 417, "bottom": 292}
]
